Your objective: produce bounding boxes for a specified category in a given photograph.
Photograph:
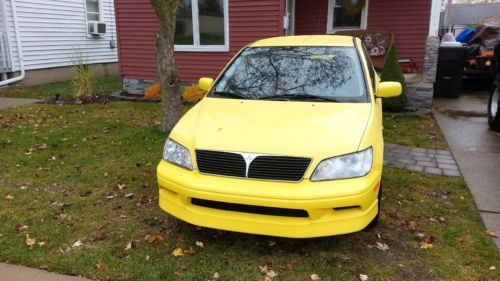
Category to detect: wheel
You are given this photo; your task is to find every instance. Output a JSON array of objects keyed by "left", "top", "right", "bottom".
[
  {"left": 488, "top": 84, "right": 500, "bottom": 132},
  {"left": 364, "top": 184, "right": 381, "bottom": 230}
]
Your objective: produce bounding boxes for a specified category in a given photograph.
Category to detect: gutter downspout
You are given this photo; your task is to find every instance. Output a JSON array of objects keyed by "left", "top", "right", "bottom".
[{"left": 0, "top": 0, "right": 25, "bottom": 86}]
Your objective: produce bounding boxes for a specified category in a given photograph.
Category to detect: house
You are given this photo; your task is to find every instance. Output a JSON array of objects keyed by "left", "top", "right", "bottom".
[
  {"left": 115, "top": 0, "right": 442, "bottom": 108},
  {"left": 0, "top": 0, "right": 118, "bottom": 87}
]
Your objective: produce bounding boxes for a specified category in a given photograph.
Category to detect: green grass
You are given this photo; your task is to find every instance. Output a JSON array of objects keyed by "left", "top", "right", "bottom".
[
  {"left": 0, "top": 76, "right": 122, "bottom": 100},
  {"left": 383, "top": 113, "right": 448, "bottom": 149},
  {"left": 0, "top": 102, "right": 498, "bottom": 281}
]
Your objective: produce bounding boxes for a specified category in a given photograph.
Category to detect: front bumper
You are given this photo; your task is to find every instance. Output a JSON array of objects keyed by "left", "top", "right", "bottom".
[{"left": 157, "top": 161, "right": 381, "bottom": 238}]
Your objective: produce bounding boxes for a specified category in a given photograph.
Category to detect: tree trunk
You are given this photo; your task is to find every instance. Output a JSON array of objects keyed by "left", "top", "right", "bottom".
[{"left": 151, "top": 0, "right": 182, "bottom": 134}]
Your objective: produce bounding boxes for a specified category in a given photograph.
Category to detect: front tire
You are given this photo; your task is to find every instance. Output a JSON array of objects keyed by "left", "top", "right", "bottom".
[{"left": 488, "top": 84, "right": 500, "bottom": 132}]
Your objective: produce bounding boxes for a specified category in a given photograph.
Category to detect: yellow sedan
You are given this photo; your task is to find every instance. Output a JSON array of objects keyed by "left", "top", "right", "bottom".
[{"left": 157, "top": 35, "right": 401, "bottom": 238}]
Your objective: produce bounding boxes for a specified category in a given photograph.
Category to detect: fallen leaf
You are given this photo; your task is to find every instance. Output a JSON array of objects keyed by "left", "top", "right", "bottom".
[
  {"left": 212, "top": 272, "right": 221, "bottom": 280},
  {"left": 375, "top": 242, "right": 389, "bottom": 251},
  {"left": 286, "top": 263, "right": 293, "bottom": 270},
  {"left": 124, "top": 241, "right": 132, "bottom": 251},
  {"left": 5, "top": 195, "right": 14, "bottom": 200},
  {"left": 420, "top": 242, "right": 433, "bottom": 249},
  {"left": 486, "top": 230, "right": 498, "bottom": 238},
  {"left": 125, "top": 193, "right": 134, "bottom": 198},
  {"left": 25, "top": 234, "right": 35, "bottom": 248},
  {"left": 407, "top": 220, "right": 419, "bottom": 232},
  {"left": 117, "top": 184, "right": 125, "bottom": 190},
  {"left": 172, "top": 248, "right": 184, "bottom": 257},
  {"left": 72, "top": 240, "right": 83, "bottom": 248},
  {"left": 195, "top": 241, "right": 204, "bottom": 248},
  {"left": 268, "top": 240, "right": 277, "bottom": 247},
  {"left": 359, "top": 274, "right": 369, "bottom": 281},
  {"left": 96, "top": 260, "right": 104, "bottom": 271},
  {"left": 310, "top": 273, "right": 320, "bottom": 281},
  {"left": 38, "top": 241, "right": 46, "bottom": 247},
  {"left": 147, "top": 234, "right": 164, "bottom": 244},
  {"left": 489, "top": 266, "right": 496, "bottom": 271},
  {"left": 183, "top": 246, "right": 196, "bottom": 254}
]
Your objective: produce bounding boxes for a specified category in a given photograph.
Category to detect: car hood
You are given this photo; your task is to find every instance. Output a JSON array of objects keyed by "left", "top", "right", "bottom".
[{"left": 172, "top": 97, "right": 372, "bottom": 159}]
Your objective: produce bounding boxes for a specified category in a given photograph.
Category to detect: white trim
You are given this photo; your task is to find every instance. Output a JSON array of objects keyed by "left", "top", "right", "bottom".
[
  {"left": 326, "top": 0, "right": 369, "bottom": 34},
  {"left": 428, "top": 0, "right": 441, "bottom": 37},
  {"left": 174, "top": 0, "right": 229, "bottom": 52}
]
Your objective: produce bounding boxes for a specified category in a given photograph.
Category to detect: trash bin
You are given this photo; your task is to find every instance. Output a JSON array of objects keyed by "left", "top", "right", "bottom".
[{"left": 434, "top": 44, "right": 467, "bottom": 98}]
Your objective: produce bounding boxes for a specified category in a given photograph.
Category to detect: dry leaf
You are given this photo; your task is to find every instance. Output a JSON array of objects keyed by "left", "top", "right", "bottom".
[
  {"left": 124, "top": 241, "right": 132, "bottom": 251},
  {"left": 359, "top": 274, "right": 368, "bottom": 281},
  {"left": 25, "top": 234, "right": 35, "bottom": 247},
  {"left": 489, "top": 266, "right": 496, "bottom": 271},
  {"left": 420, "top": 242, "right": 433, "bottom": 249},
  {"left": 268, "top": 240, "right": 276, "bottom": 247},
  {"left": 195, "top": 241, "right": 204, "bottom": 248},
  {"left": 485, "top": 230, "right": 498, "bottom": 238},
  {"left": 96, "top": 260, "right": 104, "bottom": 271},
  {"left": 172, "top": 248, "right": 184, "bottom": 257},
  {"left": 212, "top": 272, "right": 221, "bottom": 280},
  {"left": 125, "top": 193, "right": 134, "bottom": 198},
  {"left": 183, "top": 246, "right": 196, "bottom": 254},
  {"left": 38, "top": 241, "right": 46, "bottom": 247},
  {"left": 375, "top": 242, "right": 389, "bottom": 251},
  {"left": 147, "top": 234, "right": 164, "bottom": 244},
  {"left": 72, "top": 240, "right": 83, "bottom": 247},
  {"left": 5, "top": 195, "right": 14, "bottom": 200},
  {"left": 310, "top": 273, "right": 320, "bottom": 281}
]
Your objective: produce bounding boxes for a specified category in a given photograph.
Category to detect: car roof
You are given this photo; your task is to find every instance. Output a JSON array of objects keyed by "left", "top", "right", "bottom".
[{"left": 250, "top": 35, "right": 356, "bottom": 47}]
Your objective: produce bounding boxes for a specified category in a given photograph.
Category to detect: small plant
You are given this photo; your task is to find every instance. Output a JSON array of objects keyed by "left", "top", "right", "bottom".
[
  {"left": 144, "top": 82, "right": 161, "bottom": 99},
  {"left": 182, "top": 84, "right": 206, "bottom": 103},
  {"left": 381, "top": 45, "right": 407, "bottom": 111},
  {"left": 72, "top": 56, "right": 94, "bottom": 101}
]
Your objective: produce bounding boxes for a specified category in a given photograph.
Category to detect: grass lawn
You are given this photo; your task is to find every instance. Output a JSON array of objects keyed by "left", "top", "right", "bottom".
[
  {"left": 0, "top": 102, "right": 498, "bottom": 281},
  {"left": 0, "top": 76, "right": 122, "bottom": 100},
  {"left": 383, "top": 113, "right": 448, "bottom": 149}
]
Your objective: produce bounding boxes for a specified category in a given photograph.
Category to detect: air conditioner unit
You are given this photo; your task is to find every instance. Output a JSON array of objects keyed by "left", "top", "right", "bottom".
[{"left": 88, "top": 21, "right": 106, "bottom": 35}]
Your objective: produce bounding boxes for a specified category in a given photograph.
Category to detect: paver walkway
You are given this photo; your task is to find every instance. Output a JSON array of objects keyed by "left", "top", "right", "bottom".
[
  {"left": 384, "top": 143, "right": 461, "bottom": 176},
  {"left": 0, "top": 97, "right": 41, "bottom": 109}
]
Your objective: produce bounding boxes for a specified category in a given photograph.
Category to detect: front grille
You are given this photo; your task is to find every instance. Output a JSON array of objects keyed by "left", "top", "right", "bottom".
[
  {"left": 195, "top": 150, "right": 246, "bottom": 178},
  {"left": 191, "top": 198, "right": 309, "bottom": 218},
  {"left": 195, "top": 150, "right": 311, "bottom": 181}
]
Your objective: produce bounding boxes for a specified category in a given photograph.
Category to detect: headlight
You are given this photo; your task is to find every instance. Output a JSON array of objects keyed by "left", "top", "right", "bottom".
[
  {"left": 163, "top": 139, "right": 193, "bottom": 170},
  {"left": 311, "top": 147, "right": 373, "bottom": 181}
]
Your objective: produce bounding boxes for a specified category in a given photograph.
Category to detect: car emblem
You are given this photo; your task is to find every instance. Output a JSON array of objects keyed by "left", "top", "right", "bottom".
[{"left": 240, "top": 152, "right": 260, "bottom": 178}]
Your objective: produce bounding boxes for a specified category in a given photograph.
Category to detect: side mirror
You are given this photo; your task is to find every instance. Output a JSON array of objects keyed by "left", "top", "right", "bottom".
[
  {"left": 198, "top": 77, "right": 214, "bottom": 92},
  {"left": 376, "top": 82, "right": 402, "bottom": 98}
]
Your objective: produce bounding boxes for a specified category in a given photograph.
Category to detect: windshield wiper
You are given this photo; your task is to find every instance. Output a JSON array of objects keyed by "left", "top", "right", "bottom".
[
  {"left": 258, "top": 94, "right": 340, "bottom": 102},
  {"left": 211, "top": 91, "right": 248, "bottom": 100}
]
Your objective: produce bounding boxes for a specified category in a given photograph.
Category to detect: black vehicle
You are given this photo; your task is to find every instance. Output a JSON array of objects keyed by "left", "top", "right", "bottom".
[{"left": 488, "top": 43, "right": 500, "bottom": 132}]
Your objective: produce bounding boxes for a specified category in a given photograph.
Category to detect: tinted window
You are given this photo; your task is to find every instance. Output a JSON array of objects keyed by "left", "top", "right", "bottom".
[{"left": 211, "top": 46, "right": 368, "bottom": 102}]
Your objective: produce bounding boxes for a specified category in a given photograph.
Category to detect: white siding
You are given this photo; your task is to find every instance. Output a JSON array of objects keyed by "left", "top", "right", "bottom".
[{"left": 4, "top": 0, "right": 117, "bottom": 71}]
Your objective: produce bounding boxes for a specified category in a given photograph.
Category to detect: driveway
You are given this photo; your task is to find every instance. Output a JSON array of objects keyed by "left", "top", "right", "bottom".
[{"left": 433, "top": 91, "right": 500, "bottom": 249}]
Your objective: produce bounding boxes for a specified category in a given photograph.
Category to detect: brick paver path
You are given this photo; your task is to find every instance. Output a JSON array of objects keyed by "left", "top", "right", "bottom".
[{"left": 384, "top": 143, "right": 461, "bottom": 177}]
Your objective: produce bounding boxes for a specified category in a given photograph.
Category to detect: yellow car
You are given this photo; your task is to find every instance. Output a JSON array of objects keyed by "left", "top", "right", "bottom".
[{"left": 157, "top": 35, "right": 401, "bottom": 238}]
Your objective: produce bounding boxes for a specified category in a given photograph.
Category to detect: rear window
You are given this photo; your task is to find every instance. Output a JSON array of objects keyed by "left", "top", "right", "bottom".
[{"left": 211, "top": 46, "right": 368, "bottom": 102}]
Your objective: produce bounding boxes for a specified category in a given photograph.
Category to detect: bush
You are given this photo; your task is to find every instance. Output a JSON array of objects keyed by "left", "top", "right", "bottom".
[
  {"left": 380, "top": 45, "right": 407, "bottom": 111},
  {"left": 144, "top": 83, "right": 161, "bottom": 99},
  {"left": 182, "top": 84, "right": 206, "bottom": 103}
]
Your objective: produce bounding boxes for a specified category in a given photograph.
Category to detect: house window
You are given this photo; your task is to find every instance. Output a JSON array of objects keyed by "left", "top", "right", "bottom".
[
  {"left": 327, "top": 0, "right": 368, "bottom": 34},
  {"left": 86, "top": 0, "right": 100, "bottom": 21},
  {"left": 175, "top": 0, "right": 229, "bottom": 52}
]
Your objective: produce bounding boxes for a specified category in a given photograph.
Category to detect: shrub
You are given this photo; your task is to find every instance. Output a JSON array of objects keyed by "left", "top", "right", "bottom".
[
  {"left": 380, "top": 45, "right": 407, "bottom": 111},
  {"left": 72, "top": 56, "right": 93, "bottom": 101},
  {"left": 144, "top": 82, "right": 161, "bottom": 99},
  {"left": 182, "top": 84, "right": 206, "bottom": 103}
]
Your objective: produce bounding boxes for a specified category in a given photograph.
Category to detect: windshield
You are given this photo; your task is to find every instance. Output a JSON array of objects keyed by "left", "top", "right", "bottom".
[{"left": 210, "top": 46, "right": 368, "bottom": 102}]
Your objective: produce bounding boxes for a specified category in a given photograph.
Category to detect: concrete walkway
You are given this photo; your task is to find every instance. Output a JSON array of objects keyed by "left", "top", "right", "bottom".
[
  {"left": 433, "top": 91, "right": 500, "bottom": 249},
  {"left": 0, "top": 263, "right": 91, "bottom": 281},
  {"left": 0, "top": 97, "right": 41, "bottom": 109}
]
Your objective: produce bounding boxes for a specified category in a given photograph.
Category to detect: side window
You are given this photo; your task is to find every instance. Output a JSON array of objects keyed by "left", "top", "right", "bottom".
[
  {"left": 86, "top": 0, "right": 100, "bottom": 22},
  {"left": 361, "top": 44, "right": 376, "bottom": 93}
]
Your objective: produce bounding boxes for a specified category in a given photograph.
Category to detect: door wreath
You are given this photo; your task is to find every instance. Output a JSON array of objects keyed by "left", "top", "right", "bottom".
[{"left": 341, "top": 0, "right": 366, "bottom": 16}]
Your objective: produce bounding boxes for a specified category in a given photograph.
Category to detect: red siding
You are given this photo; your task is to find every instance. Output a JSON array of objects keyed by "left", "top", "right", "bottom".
[
  {"left": 367, "top": 0, "right": 431, "bottom": 67},
  {"left": 294, "top": 0, "right": 431, "bottom": 67},
  {"left": 294, "top": 0, "right": 328, "bottom": 35},
  {"left": 115, "top": 0, "right": 285, "bottom": 82}
]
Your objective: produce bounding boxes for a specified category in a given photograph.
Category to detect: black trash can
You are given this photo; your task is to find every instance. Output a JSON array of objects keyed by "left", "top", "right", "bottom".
[{"left": 434, "top": 45, "right": 467, "bottom": 98}]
